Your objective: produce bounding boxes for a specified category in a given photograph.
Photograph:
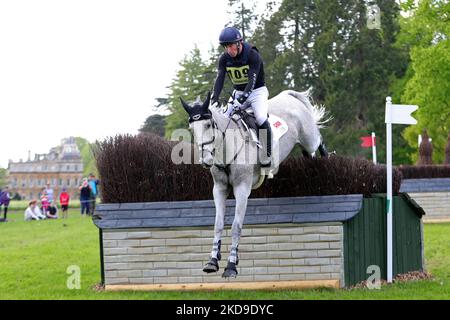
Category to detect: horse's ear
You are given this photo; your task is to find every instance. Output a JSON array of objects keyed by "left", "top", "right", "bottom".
[
  {"left": 180, "top": 97, "right": 191, "bottom": 114},
  {"left": 203, "top": 91, "right": 211, "bottom": 108}
]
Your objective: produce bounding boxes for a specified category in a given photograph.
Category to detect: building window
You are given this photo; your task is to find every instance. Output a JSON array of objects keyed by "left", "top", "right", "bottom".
[
  {"left": 66, "top": 165, "right": 70, "bottom": 171},
  {"left": 59, "top": 179, "right": 63, "bottom": 186}
]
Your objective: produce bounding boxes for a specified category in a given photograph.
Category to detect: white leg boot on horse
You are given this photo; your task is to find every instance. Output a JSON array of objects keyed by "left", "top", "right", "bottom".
[
  {"left": 222, "top": 179, "right": 252, "bottom": 278},
  {"left": 203, "top": 178, "right": 228, "bottom": 273}
]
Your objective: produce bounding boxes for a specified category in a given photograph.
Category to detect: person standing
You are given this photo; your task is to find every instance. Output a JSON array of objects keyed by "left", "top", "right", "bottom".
[
  {"left": 40, "top": 190, "right": 50, "bottom": 216},
  {"left": 45, "top": 182, "right": 55, "bottom": 204},
  {"left": 0, "top": 187, "right": 11, "bottom": 220},
  {"left": 88, "top": 173, "right": 99, "bottom": 214},
  {"left": 59, "top": 187, "right": 70, "bottom": 219},
  {"left": 79, "top": 178, "right": 91, "bottom": 216}
]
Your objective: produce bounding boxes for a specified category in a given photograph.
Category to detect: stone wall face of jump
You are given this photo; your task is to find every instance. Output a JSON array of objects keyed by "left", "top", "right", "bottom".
[
  {"left": 400, "top": 178, "right": 450, "bottom": 221},
  {"left": 94, "top": 195, "right": 363, "bottom": 290},
  {"left": 102, "top": 223, "right": 344, "bottom": 287},
  {"left": 93, "top": 194, "right": 425, "bottom": 290}
]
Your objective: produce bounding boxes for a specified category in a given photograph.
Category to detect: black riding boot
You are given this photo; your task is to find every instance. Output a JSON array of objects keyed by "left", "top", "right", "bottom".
[{"left": 258, "top": 120, "right": 272, "bottom": 167}]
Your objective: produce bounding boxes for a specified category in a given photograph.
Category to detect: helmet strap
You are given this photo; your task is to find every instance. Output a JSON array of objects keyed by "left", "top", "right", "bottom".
[{"left": 236, "top": 41, "right": 242, "bottom": 54}]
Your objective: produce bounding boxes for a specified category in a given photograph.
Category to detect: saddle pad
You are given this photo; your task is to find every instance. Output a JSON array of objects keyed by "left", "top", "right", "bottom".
[{"left": 269, "top": 114, "right": 288, "bottom": 142}]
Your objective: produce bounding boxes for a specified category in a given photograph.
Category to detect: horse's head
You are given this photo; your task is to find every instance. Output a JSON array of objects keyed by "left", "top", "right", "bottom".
[{"left": 180, "top": 92, "right": 215, "bottom": 168}]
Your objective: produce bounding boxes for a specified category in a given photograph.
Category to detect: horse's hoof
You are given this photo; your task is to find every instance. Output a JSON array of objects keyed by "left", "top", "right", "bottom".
[
  {"left": 222, "top": 262, "right": 238, "bottom": 278},
  {"left": 203, "top": 258, "right": 219, "bottom": 273}
]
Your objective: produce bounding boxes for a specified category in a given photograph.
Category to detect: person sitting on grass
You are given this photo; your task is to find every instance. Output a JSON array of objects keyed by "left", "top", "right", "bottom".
[
  {"left": 46, "top": 201, "right": 58, "bottom": 219},
  {"left": 24, "top": 200, "right": 46, "bottom": 221}
]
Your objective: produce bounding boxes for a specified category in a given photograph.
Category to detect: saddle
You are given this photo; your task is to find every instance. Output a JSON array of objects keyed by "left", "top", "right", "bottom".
[
  {"left": 230, "top": 104, "right": 289, "bottom": 148},
  {"left": 230, "top": 106, "right": 261, "bottom": 148}
]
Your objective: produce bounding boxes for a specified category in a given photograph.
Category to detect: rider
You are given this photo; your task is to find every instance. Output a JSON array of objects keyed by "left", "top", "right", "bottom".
[{"left": 211, "top": 26, "right": 272, "bottom": 167}]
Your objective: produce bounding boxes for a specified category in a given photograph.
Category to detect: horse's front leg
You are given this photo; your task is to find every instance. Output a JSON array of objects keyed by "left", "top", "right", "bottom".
[
  {"left": 203, "top": 171, "right": 229, "bottom": 273},
  {"left": 222, "top": 175, "right": 253, "bottom": 278}
]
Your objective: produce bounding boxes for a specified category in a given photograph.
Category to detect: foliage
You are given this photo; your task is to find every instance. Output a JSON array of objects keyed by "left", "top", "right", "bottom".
[
  {"left": 144, "top": 0, "right": 448, "bottom": 166},
  {"left": 74, "top": 137, "right": 97, "bottom": 177},
  {"left": 227, "top": 0, "right": 258, "bottom": 40},
  {"left": 0, "top": 168, "right": 6, "bottom": 189},
  {"left": 139, "top": 114, "right": 166, "bottom": 137},
  {"left": 163, "top": 46, "right": 218, "bottom": 139},
  {"left": 393, "top": 0, "right": 450, "bottom": 164},
  {"left": 250, "top": 0, "right": 408, "bottom": 163}
]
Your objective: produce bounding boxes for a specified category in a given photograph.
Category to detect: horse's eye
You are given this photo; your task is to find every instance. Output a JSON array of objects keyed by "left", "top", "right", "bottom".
[{"left": 206, "top": 123, "right": 211, "bottom": 129}]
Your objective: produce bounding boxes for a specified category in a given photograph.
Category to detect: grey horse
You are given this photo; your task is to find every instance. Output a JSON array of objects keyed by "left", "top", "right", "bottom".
[{"left": 181, "top": 89, "right": 329, "bottom": 278}]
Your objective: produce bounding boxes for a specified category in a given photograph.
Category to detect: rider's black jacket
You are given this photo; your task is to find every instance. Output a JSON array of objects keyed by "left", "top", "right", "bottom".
[{"left": 212, "top": 42, "right": 265, "bottom": 104}]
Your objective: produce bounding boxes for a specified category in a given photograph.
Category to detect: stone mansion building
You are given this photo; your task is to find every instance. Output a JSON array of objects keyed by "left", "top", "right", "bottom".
[{"left": 7, "top": 137, "right": 84, "bottom": 201}]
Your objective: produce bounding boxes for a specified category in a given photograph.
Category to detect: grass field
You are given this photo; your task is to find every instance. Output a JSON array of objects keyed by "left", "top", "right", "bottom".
[{"left": 0, "top": 210, "right": 449, "bottom": 300}]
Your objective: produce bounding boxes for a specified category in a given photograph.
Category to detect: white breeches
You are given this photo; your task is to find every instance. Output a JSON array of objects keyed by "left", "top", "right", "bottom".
[{"left": 223, "top": 86, "right": 269, "bottom": 126}]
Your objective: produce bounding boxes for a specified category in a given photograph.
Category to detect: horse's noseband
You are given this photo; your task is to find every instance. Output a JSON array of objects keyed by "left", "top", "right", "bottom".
[{"left": 199, "top": 118, "right": 217, "bottom": 157}]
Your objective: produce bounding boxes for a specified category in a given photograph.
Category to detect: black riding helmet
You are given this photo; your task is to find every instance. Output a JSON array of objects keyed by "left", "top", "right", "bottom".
[{"left": 219, "top": 27, "right": 243, "bottom": 46}]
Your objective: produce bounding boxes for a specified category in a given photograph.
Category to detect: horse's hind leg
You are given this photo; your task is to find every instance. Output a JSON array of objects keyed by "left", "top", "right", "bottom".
[
  {"left": 302, "top": 149, "right": 313, "bottom": 158},
  {"left": 222, "top": 180, "right": 252, "bottom": 278},
  {"left": 203, "top": 180, "right": 228, "bottom": 273},
  {"left": 318, "top": 142, "right": 329, "bottom": 158}
]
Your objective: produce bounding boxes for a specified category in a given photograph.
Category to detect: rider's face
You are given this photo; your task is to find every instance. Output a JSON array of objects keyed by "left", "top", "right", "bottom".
[{"left": 224, "top": 43, "right": 239, "bottom": 58}]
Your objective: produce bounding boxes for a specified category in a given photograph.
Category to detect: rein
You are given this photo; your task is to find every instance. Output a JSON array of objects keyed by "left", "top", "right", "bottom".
[{"left": 210, "top": 110, "right": 246, "bottom": 170}]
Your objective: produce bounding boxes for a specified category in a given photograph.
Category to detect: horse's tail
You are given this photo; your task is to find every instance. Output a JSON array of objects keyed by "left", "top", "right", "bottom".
[{"left": 285, "top": 89, "right": 332, "bottom": 128}]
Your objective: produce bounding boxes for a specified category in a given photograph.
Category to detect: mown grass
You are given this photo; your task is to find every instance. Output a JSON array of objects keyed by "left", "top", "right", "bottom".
[{"left": 0, "top": 210, "right": 449, "bottom": 300}]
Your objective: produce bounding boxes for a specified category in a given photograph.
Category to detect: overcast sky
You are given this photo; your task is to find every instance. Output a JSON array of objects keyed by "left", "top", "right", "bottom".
[{"left": 0, "top": 0, "right": 271, "bottom": 168}]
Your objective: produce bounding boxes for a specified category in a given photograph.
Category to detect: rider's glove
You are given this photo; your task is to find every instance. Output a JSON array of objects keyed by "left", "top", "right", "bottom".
[{"left": 232, "top": 99, "right": 243, "bottom": 110}]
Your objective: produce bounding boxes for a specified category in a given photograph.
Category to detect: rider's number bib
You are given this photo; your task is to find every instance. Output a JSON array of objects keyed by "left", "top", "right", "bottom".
[{"left": 226, "top": 65, "right": 249, "bottom": 85}]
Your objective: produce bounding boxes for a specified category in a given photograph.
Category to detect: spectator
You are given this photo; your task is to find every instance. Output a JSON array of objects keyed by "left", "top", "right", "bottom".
[
  {"left": 79, "top": 178, "right": 91, "bottom": 216},
  {"left": 59, "top": 187, "right": 70, "bottom": 219},
  {"left": 46, "top": 203, "right": 58, "bottom": 219},
  {"left": 40, "top": 190, "right": 50, "bottom": 216},
  {"left": 88, "top": 173, "right": 99, "bottom": 214},
  {"left": 24, "top": 200, "right": 45, "bottom": 221},
  {"left": 0, "top": 187, "right": 11, "bottom": 221},
  {"left": 45, "top": 183, "right": 55, "bottom": 203}
]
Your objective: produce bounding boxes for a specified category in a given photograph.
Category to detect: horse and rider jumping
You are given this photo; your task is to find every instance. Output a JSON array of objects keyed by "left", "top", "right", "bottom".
[{"left": 181, "top": 26, "right": 329, "bottom": 278}]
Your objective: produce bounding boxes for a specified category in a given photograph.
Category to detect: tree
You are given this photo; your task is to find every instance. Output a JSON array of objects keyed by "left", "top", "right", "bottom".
[
  {"left": 0, "top": 168, "right": 6, "bottom": 189},
  {"left": 139, "top": 114, "right": 166, "bottom": 137},
  {"left": 227, "top": 0, "right": 258, "bottom": 40},
  {"left": 251, "top": 0, "right": 408, "bottom": 162},
  {"left": 163, "top": 46, "right": 217, "bottom": 138},
  {"left": 75, "top": 137, "right": 97, "bottom": 177},
  {"left": 395, "top": 0, "right": 450, "bottom": 164}
]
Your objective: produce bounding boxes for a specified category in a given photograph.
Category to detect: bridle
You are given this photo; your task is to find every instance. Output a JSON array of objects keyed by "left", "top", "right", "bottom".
[
  {"left": 198, "top": 118, "right": 217, "bottom": 158},
  {"left": 196, "top": 108, "right": 247, "bottom": 169}
]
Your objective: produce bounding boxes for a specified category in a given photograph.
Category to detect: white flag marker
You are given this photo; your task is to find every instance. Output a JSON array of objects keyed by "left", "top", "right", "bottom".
[{"left": 385, "top": 97, "right": 418, "bottom": 283}]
